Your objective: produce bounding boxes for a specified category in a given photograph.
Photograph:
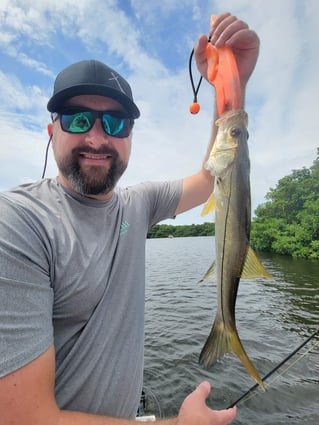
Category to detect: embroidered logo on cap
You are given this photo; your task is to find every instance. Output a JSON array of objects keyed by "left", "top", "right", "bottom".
[{"left": 109, "top": 72, "right": 125, "bottom": 94}]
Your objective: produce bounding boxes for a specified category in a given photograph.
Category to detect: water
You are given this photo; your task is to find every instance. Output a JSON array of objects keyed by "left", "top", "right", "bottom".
[{"left": 143, "top": 237, "right": 319, "bottom": 424}]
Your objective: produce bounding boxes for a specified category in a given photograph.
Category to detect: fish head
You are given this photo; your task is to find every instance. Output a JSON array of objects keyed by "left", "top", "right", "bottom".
[{"left": 205, "top": 110, "right": 248, "bottom": 178}]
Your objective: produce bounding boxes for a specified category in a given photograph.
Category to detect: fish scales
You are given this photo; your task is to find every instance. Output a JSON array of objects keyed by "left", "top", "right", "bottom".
[{"left": 199, "top": 109, "right": 271, "bottom": 388}]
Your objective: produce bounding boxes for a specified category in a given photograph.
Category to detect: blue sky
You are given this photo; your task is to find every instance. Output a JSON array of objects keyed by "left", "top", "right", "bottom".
[{"left": 0, "top": 0, "right": 318, "bottom": 225}]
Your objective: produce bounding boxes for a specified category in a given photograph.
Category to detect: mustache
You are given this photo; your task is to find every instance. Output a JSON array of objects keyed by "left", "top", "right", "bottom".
[{"left": 71, "top": 145, "right": 118, "bottom": 156}]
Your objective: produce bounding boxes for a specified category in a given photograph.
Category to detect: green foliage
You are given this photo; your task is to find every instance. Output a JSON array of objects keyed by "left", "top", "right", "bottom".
[
  {"left": 251, "top": 148, "right": 319, "bottom": 259},
  {"left": 148, "top": 150, "right": 318, "bottom": 259},
  {"left": 147, "top": 222, "right": 215, "bottom": 239}
]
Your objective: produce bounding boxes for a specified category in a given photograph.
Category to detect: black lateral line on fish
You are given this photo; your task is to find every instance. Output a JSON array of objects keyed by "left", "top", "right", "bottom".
[{"left": 220, "top": 169, "right": 234, "bottom": 325}]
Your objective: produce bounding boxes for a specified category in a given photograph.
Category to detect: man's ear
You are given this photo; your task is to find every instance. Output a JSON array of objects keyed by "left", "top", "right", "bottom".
[{"left": 47, "top": 123, "right": 53, "bottom": 137}]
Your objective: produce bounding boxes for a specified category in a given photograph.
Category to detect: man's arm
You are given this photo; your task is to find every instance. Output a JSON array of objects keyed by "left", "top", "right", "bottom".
[
  {"left": 175, "top": 13, "right": 260, "bottom": 215},
  {"left": 0, "top": 345, "right": 141, "bottom": 425},
  {"left": 0, "top": 346, "right": 236, "bottom": 425},
  {"left": 0, "top": 346, "right": 60, "bottom": 425},
  {"left": 1, "top": 345, "right": 140, "bottom": 425}
]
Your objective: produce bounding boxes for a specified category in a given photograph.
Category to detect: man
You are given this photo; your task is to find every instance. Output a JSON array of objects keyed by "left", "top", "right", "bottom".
[{"left": 0, "top": 12, "right": 259, "bottom": 425}]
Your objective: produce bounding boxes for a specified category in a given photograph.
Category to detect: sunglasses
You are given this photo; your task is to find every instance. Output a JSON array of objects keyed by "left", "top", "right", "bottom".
[{"left": 52, "top": 108, "right": 134, "bottom": 138}]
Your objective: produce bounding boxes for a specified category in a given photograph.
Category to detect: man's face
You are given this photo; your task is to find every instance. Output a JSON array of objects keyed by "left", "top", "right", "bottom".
[{"left": 51, "top": 95, "right": 133, "bottom": 200}]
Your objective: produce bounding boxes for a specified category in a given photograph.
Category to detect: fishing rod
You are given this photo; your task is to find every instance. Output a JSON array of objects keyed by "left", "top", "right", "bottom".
[{"left": 227, "top": 329, "right": 319, "bottom": 408}]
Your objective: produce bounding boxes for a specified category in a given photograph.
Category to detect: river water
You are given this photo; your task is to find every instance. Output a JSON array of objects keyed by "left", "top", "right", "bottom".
[{"left": 142, "top": 236, "right": 319, "bottom": 424}]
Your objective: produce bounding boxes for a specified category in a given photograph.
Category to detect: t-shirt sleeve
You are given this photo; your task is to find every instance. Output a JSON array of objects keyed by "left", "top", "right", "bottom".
[
  {"left": 135, "top": 180, "right": 183, "bottom": 227},
  {"left": 0, "top": 196, "right": 54, "bottom": 377}
]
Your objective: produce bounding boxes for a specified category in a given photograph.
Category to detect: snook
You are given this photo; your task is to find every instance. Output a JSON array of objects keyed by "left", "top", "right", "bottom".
[{"left": 199, "top": 109, "right": 271, "bottom": 388}]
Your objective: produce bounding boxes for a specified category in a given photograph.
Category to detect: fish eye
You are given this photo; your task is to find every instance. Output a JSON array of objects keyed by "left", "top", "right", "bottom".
[{"left": 230, "top": 127, "right": 241, "bottom": 137}]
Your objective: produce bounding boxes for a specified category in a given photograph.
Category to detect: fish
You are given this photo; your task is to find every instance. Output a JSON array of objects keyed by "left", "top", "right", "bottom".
[{"left": 199, "top": 109, "right": 271, "bottom": 388}]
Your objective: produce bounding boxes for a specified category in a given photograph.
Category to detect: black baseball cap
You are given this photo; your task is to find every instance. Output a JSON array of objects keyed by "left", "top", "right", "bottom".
[{"left": 47, "top": 60, "right": 140, "bottom": 119}]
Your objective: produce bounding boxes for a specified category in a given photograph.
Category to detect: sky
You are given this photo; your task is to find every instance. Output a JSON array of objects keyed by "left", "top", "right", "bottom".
[{"left": 0, "top": 0, "right": 318, "bottom": 225}]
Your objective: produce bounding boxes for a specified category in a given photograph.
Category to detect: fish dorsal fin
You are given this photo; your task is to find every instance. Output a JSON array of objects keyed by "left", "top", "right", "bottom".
[
  {"left": 241, "top": 246, "right": 272, "bottom": 279},
  {"left": 201, "top": 193, "right": 216, "bottom": 217},
  {"left": 198, "top": 261, "right": 216, "bottom": 283}
]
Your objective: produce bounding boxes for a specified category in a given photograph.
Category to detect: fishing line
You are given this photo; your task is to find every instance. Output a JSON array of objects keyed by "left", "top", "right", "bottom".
[
  {"left": 227, "top": 329, "right": 319, "bottom": 408},
  {"left": 235, "top": 338, "right": 319, "bottom": 407},
  {"left": 144, "top": 386, "right": 163, "bottom": 419},
  {"left": 137, "top": 386, "right": 164, "bottom": 419}
]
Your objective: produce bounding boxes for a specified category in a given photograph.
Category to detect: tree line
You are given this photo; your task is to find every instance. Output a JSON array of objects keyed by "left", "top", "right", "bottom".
[
  {"left": 148, "top": 148, "right": 319, "bottom": 260},
  {"left": 250, "top": 148, "right": 319, "bottom": 259},
  {"left": 147, "top": 222, "right": 214, "bottom": 239}
]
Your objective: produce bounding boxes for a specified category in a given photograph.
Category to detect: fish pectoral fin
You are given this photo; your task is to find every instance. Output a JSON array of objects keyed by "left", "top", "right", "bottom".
[
  {"left": 200, "top": 193, "right": 216, "bottom": 217},
  {"left": 241, "top": 246, "right": 273, "bottom": 280},
  {"left": 198, "top": 261, "right": 216, "bottom": 284}
]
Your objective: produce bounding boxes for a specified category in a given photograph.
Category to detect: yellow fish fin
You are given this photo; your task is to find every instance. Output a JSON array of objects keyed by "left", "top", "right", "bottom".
[
  {"left": 199, "top": 318, "right": 265, "bottom": 389},
  {"left": 201, "top": 193, "right": 216, "bottom": 217},
  {"left": 241, "top": 246, "right": 272, "bottom": 279},
  {"left": 198, "top": 261, "right": 216, "bottom": 284},
  {"left": 231, "top": 329, "right": 265, "bottom": 390}
]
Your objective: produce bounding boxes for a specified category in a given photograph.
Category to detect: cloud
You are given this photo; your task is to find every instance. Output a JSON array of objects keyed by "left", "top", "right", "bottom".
[{"left": 0, "top": 0, "right": 318, "bottom": 226}]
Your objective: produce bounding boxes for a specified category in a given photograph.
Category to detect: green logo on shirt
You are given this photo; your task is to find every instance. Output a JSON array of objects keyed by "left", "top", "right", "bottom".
[{"left": 120, "top": 221, "right": 130, "bottom": 235}]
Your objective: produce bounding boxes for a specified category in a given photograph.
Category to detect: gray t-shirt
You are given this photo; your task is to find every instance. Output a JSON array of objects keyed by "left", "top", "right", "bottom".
[{"left": 0, "top": 178, "right": 182, "bottom": 418}]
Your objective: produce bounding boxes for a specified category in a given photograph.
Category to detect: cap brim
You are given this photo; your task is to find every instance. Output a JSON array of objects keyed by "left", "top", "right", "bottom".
[{"left": 47, "top": 83, "right": 140, "bottom": 119}]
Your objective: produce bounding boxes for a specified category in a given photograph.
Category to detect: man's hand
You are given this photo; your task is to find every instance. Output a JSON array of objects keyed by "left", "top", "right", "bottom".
[
  {"left": 177, "top": 381, "right": 237, "bottom": 425},
  {"left": 194, "top": 12, "right": 260, "bottom": 90}
]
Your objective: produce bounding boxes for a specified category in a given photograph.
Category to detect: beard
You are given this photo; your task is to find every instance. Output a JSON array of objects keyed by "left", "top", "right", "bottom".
[{"left": 56, "top": 145, "right": 127, "bottom": 196}]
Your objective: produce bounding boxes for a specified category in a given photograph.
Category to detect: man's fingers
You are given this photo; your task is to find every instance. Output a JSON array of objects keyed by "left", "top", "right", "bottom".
[
  {"left": 215, "top": 406, "right": 237, "bottom": 424},
  {"left": 195, "top": 381, "right": 211, "bottom": 399}
]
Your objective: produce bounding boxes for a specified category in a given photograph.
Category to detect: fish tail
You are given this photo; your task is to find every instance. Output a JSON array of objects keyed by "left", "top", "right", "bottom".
[
  {"left": 231, "top": 330, "right": 265, "bottom": 390},
  {"left": 199, "top": 316, "right": 231, "bottom": 368},
  {"left": 199, "top": 317, "right": 265, "bottom": 390}
]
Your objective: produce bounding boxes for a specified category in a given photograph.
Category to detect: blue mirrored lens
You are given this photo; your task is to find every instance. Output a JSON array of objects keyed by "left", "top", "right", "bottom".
[
  {"left": 61, "top": 112, "right": 93, "bottom": 133},
  {"left": 102, "top": 114, "right": 125, "bottom": 136},
  {"left": 59, "top": 109, "right": 133, "bottom": 138}
]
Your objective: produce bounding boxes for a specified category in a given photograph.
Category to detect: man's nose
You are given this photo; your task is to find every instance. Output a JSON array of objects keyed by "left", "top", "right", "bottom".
[{"left": 84, "top": 119, "right": 110, "bottom": 146}]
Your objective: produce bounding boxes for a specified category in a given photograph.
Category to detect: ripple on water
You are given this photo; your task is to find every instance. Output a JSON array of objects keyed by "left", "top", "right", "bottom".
[{"left": 143, "top": 237, "right": 319, "bottom": 423}]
